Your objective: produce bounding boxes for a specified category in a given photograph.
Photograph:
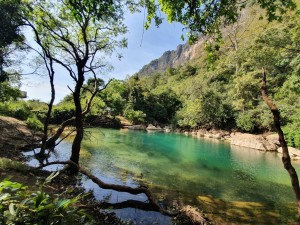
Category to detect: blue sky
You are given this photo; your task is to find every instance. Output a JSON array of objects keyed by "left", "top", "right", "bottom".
[{"left": 21, "top": 12, "right": 186, "bottom": 103}]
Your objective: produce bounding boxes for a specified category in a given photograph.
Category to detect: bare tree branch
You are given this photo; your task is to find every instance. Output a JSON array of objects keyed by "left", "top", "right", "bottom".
[{"left": 36, "top": 160, "right": 178, "bottom": 216}]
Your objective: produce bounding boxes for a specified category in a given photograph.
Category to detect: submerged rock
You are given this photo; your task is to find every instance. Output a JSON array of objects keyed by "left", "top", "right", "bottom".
[{"left": 173, "top": 205, "right": 210, "bottom": 225}]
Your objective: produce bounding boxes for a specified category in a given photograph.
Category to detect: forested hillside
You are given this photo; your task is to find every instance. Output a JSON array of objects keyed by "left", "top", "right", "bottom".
[
  {"left": 120, "top": 5, "right": 300, "bottom": 147},
  {"left": 1, "top": 3, "right": 300, "bottom": 148}
]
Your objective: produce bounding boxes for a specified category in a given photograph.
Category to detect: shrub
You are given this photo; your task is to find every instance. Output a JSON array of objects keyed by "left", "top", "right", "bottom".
[
  {"left": 50, "top": 104, "right": 75, "bottom": 124},
  {"left": 236, "top": 112, "right": 256, "bottom": 132},
  {"left": 26, "top": 115, "right": 44, "bottom": 132},
  {"left": 124, "top": 108, "right": 146, "bottom": 125},
  {"left": 0, "top": 174, "right": 95, "bottom": 225},
  {"left": 283, "top": 125, "right": 300, "bottom": 149},
  {"left": 0, "top": 101, "right": 31, "bottom": 120}
]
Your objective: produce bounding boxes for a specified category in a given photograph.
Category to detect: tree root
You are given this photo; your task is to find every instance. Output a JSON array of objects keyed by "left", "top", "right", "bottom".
[{"left": 36, "top": 160, "right": 178, "bottom": 217}]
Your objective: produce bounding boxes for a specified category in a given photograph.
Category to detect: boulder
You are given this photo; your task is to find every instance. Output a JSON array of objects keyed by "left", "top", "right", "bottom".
[
  {"left": 277, "top": 147, "right": 300, "bottom": 160},
  {"left": 231, "top": 133, "right": 277, "bottom": 151},
  {"left": 212, "top": 133, "right": 222, "bottom": 139},
  {"left": 197, "top": 130, "right": 205, "bottom": 137},
  {"left": 266, "top": 134, "right": 280, "bottom": 147},
  {"left": 127, "top": 125, "right": 145, "bottom": 130},
  {"left": 164, "top": 126, "right": 171, "bottom": 133},
  {"left": 146, "top": 124, "right": 163, "bottom": 131}
]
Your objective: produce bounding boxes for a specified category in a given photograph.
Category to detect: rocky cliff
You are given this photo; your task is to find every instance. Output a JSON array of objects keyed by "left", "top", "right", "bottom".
[{"left": 137, "top": 38, "right": 204, "bottom": 76}]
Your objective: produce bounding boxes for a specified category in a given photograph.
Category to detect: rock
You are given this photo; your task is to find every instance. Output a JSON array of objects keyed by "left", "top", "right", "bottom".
[
  {"left": 266, "top": 134, "right": 280, "bottom": 147},
  {"left": 174, "top": 205, "right": 210, "bottom": 225},
  {"left": 197, "top": 130, "right": 205, "bottom": 137},
  {"left": 213, "top": 133, "right": 222, "bottom": 139},
  {"left": 231, "top": 133, "right": 277, "bottom": 151},
  {"left": 277, "top": 147, "right": 300, "bottom": 159},
  {"left": 164, "top": 127, "right": 171, "bottom": 133},
  {"left": 127, "top": 125, "right": 145, "bottom": 130},
  {"left": 146, "top": 124, "right": 163, "bottom": 131}
]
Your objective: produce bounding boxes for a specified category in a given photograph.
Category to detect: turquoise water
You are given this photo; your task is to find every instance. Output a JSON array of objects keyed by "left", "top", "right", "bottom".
[{"left": 26, "top": 128, "right": 300, "bottom": 224}]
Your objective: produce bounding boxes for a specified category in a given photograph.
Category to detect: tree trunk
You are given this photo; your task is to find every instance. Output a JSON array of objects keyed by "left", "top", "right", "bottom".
[
  {"left": 45, "top": 117, "right": 75, "bottom": 149},
  {"left": 69, "top": 70, "right": 85, "bottom": 173},
  {"left": 261, "top": 68, "right": 300, "bottom": 215},
  {"left": 39, "top": 59, "right": 55, "bottom": 157}
]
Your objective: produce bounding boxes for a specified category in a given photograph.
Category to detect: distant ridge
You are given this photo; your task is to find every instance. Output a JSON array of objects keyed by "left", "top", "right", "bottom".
[{"left": 137, "top": 38, "right": 204, "bottom": 76}]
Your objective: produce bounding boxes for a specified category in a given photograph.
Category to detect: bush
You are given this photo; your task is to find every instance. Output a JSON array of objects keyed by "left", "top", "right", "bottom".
[
  {"left": 50, "top": 104, "right": 75, "bottom": 124},
  {"left": 236, "top": 112, "right": 256, "bottom": 132},
  {"left": 0, "top": 101, "right": 31, "bottom": 120},
  {"left": 124, "top": 108, "right": 146, "bottom": 125},
  {"left": 0, "top": 174, "right": 95, "bottom": 225},
  {"left": 283, "top": 125, "right": 300, "bottom": 149},
  {"left": 26, "top": 115, "right": 44, "bottom": 131}
]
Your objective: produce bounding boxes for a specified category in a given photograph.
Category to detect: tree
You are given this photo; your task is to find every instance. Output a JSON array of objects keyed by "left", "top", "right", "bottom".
[
  {"left": 0, "top": 0, "right": 25, "bottom": 73},
  {"left": 0, "top": 0, "right": 25, "bottom": 101},
  {"left": 23, "top": 0, "right": 127, "bottom": 172},
  {"left": 144, "top": 0, "right": 300, "bottom": 215}
]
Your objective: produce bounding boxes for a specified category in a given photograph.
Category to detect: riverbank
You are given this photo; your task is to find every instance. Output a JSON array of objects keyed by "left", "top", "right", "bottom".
[
  {"left": 0, "top": 116, "right": 210, "bottom": 225},
  {"left": 0, "top": 116, "right": 130, "bottom": 225},
  {"left": 126, "top": 122, "right": 300, "bottom": 160}
]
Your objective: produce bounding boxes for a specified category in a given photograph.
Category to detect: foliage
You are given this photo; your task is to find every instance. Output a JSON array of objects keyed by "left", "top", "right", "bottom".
[
  {"left": 236, "top": 112, "right": 256, "bottom": 132},
  {"left": 50, "top": 103, "right": 75, "bottom": 124},
  {"left": 24, "top": 4, "right": 299, "bottom": 139},
  {"left": 0, "top": 0, "right": 26, "bottom": 89},
  {"left": 144, "top": 0, "right": 296, "bottom": 42},
  {"left": 0, "top": 99, "right": 48, "bottom": 124},
  {"left": 0, "top": 0, "right": 24, "bottom": 48},
  {"left": 0, "top": 82, "right": 21, "bottom": 101},
  {"left": 124, "top": 106, "right": 146, "bottom": 125},
  {"left": 0, "top": 101, "right": 31, "bottom": 120},
  {"left": 26, "top": 114, "right": 43, "bottom": 131},
  {"left": 283, "top": 126, "right": 300, "bottom": 148},
  {"left": 0, "top": 176, "right": 95, "bottom": 225},
  {"left": 283, "top": 109, "right": 300, "bottom": 148}
]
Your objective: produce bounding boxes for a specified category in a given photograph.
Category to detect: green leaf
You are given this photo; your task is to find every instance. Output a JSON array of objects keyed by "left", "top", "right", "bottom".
[{"left": 8, "top": 203, "right": 16, "bottom": 216}]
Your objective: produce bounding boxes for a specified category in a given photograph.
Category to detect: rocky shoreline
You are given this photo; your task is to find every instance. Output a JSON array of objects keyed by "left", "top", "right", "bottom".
[
  {"left": 188, "top": 130, "right": 300, "bottom": 159},
  {"left": 125, "top": 123, "right": 300, "bottom": 160}
]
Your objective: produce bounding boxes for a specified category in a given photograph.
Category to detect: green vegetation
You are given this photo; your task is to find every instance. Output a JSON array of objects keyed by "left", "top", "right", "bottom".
[
  {"left": 2, "top": 7, "right": 300, "bottom": 148},
  {"left": 0, "top": 174, "right": 95, "bottom": 225},
  {"left": 0, "top": 0, "right": 25, "bottom": 102},
  {"left": 0, "top": 0, "right": 300, "bottom": 222},
  {"left": 0, "top": 2, "right": 299, "bottom": 150}
]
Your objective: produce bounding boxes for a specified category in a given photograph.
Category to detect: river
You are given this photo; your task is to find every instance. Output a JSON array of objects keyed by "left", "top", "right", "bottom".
[{"left": 26, "top": 128, "right": 300, "bottom": 224}]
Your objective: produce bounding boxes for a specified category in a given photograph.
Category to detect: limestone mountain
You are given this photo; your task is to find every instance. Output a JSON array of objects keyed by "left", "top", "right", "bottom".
[{"left": 137, "top": 38, "right": 204, "bottom": 77}]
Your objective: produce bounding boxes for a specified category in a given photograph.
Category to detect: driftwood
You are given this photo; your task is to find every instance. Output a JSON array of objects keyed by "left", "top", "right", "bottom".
[
  {"left": 37, "top": 160, "right": 177, "bottom": 216},
  {"left": 261, "top": 68, "right": 300, "bottom": 215}
]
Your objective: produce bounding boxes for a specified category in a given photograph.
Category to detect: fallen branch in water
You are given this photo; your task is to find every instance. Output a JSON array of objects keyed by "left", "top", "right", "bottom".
[{"left": 36, "top": 160, "right": 178, "bottom": 216}]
